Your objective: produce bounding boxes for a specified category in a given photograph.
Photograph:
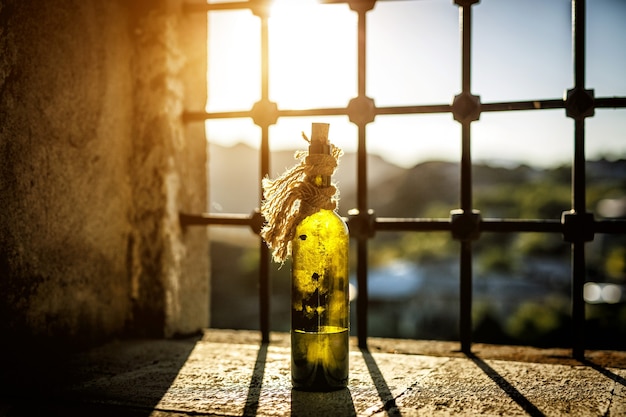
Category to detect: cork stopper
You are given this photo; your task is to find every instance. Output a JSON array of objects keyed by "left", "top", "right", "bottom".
[{"left": 308, "top": 123, "right": 331, "bottom": 155}]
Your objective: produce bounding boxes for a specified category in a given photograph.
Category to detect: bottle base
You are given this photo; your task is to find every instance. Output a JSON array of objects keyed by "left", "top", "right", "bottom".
[{"left": 291, "top": 327, "right": 349, "bottom": 391}]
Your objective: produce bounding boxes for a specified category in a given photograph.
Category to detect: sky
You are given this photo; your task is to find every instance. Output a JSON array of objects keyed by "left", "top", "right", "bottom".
[{"left": 205, "top": 0, "right": 626, "bottom": 169}]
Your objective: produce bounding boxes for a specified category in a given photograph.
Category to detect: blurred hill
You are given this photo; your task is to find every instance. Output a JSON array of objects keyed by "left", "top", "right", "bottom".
[
  {"left": 208, "top": 142, "right": 405, "bottom": 216},
  {"left": 209, "top": 142, "right": 626, "bottom": 220},
  {"left": 208, "top": 144, "right": 626, "bottom": 346}
]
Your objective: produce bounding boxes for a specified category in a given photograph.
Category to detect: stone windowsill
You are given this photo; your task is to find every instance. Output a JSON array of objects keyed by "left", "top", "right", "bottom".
[{"left": 1, "top": 328, "right": 625, "bottom": 416}]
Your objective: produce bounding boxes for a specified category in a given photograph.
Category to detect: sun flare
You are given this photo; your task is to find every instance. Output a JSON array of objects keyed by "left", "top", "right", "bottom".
[{"left": 267, "top": 1, "right": 357, "bottom": 110}]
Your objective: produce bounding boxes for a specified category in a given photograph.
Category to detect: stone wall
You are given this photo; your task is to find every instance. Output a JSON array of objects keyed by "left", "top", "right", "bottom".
[{"left": 0, "top": 0, "right": 208, "bottom": 353}]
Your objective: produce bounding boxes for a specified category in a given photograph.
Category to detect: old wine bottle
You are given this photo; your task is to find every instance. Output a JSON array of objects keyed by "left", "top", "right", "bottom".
[{"left": 291, "top": 123, "right": 349, "bottom": 391}]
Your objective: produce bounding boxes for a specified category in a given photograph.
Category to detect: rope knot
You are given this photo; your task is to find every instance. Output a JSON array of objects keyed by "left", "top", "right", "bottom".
[{"left": 260, "top": 143, "right": 342, "bottom": 264}]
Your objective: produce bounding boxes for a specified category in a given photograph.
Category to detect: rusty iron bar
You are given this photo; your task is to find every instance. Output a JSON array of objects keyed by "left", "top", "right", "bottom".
[
  {"left": 179, "top": 213, "right": 253, "bottom": 227},
  {"left": 570, "top": 0, "right": 588, "bottom": 361},
  {"left": 183, "top": 96, "right": 626, "bottom": 125},
  {"left": 595, "top": 97, "right": 626, "bottom": 108},
  {"left": 455, "top": 0, "right": 479, "bottom": 355},
  {"left": 183, "top": 0, "right": 409, "bottom": 12},
  {"left": 183, "top": 94, "right": 625, "bottom": 123},
  {"left": 181, "top": 212, "right": 626, "bottom": 238},
  {"left": 258, "top": 11, "right": 272, "bottom": 344},
  {"left": 182, "top": 0, "right": 626, "bottom": 355},
  {"left": 183, "top": 1, "right": 250, "bottom": 13},
  {"left": 353, "top": 2, "right": 375, "bottom": 350},
  {"left": 375, "top": 218, "right": 564, "bottom": 233}
]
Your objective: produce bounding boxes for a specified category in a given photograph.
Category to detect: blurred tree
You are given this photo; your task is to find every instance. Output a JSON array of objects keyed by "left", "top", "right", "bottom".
[{"left": 506, "top": 297, "right": 571, "bottom": 347}]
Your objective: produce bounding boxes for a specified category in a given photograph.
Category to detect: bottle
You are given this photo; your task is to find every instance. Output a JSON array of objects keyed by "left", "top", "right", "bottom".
[{"left": 291, "top": 123, "right": 350, "bottom": 391}]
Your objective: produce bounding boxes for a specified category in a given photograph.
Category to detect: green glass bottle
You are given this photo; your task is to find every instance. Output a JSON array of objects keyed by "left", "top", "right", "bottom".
[{"left": 291, "top": 123, "right": 350, "bottom": 391}]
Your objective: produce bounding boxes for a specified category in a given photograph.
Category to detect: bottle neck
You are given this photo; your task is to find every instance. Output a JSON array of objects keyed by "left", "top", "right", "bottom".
[
  {"left": 309, "top": 174, "right": 331, "bottom": 188},
  {"left": 308, "top": 140, "right": 332, "bottom": 188}
]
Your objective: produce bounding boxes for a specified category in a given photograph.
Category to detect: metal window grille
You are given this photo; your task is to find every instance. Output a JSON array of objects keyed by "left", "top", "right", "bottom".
[{"left": 181, "top": 0, "right": 626, "bottom": 359}]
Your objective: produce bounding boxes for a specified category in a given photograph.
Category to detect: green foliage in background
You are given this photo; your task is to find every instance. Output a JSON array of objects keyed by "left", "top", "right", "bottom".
[
  {"left": 211, "top": 160, "right": 626, "bottom": 348},
  {"left": 505, "top": 297, "right": 571, "bottom": 347}
]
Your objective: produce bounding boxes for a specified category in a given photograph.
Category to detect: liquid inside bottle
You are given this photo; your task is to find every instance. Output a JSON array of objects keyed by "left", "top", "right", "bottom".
[{"left": 291, "top": 207, "right": 349, "bottom": 391}]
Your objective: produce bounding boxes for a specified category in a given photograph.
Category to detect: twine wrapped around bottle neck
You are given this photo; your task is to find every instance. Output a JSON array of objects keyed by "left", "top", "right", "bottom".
[{"left": 260, "top": 144, "right": 343, "bottom": 264}]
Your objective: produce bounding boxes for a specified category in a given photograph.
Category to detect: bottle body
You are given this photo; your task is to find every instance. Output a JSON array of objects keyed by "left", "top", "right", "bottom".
[{"left": 291, "top": 208, "right": 350, "bottom": 391}]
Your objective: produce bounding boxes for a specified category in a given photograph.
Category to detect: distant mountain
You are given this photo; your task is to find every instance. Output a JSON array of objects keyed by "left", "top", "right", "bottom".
[
  {"left": 207, "top": 142, "right": 626, "bottom": 221},
  {"left": 208, "top": 142, "right": 405, "bottom": 215},
  {"left": 208, "top": 143, "right": 261, "bottom": 214}
]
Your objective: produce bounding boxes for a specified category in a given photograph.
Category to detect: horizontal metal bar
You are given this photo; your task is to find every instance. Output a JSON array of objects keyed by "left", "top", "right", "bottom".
[
  {"left": 183, "top": 2, "right": 251, "bottom": 13},
  {"left": 481, "top": 97, "right": 626, "bottom": 112},
  {"left": 481, "top": 99, "right": 565, "bottom": 112},
  {"left": 595, "top": 97, "right": 626, "bottom": 109},
  {"left": 184, "top": 0, "right": 414, "bottom": 12},
  {"left": 375, "top": 217, "right": 451, "bottom": 231},
  {"left": 375, "top": 217, "right": 626, "bottom": 235},
  {"left": 183, "top": 96, "right": 626, "bottom": 124},
  {"left": 180, "top": 212, "right": 626, "bottom": 238},
  {"left": 374, "top": 218, "right": 564, "bottom": 233},
  {"left": 594, "top": 219, "right": 626, "bottom": 234},
  {"left": 376, "top": 104, "right": 452, "bottom": 115},
  {"left": 184, "top": 110, "right": 249, "bottom": 123},
  {"left": 319, "top": 0, "right": 415, "bottom": 4},
  {"left": 179, "top": 212, "right": 252, "bottom": 227},
  {"left": 278, "top": 108, "right": 347, "bottom": 117},
  {"left": 480, "top": 218, "right": 562, "bottom": 233}
]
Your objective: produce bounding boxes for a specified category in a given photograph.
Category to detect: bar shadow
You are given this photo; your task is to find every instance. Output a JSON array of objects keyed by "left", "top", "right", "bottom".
[
  {"left": 581, "top": 359, "right": 626, "bottom": 387},
  {"left": 245, "top": 342, "right": 357, "bottom": 417},
  {"left": 467, "top": 353, "right": 546, "bottom": 417},
  {"left": 360, "top": 347, "right": 403, "bottom": 417},
  {"left": 291, "top": 388, "right": 356, "bottom": 417},
  {"left": 0, "top": 334, "right": 203, "bottom": 417},
  {"left": 243, "top": 342, "right": 269, "bottom": 416}
]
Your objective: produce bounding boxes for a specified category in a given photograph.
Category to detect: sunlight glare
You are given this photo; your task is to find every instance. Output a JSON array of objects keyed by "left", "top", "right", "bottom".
[
  {"left": 204, "top": 0, "right": 626, "bottom": 168},
  {"left": 268, "top": 1, "right": 357, "bottom": 110},
  {"left": 367, "top": 115, "right": 461, "bottom": 169},
  {"left": 601, "top": 284, "right": 622, "bottom": 304},
  {"left": 584, "top": 282, "right": 602, "bottom": 304},
  {"left": 206, "top": 10, "right": 260, "bottom": 112}
]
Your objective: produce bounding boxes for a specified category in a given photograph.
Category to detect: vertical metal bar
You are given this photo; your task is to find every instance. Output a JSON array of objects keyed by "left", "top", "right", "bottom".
[
  {"left": 572, "top": 123, "right": 586, "bottom": 215},
  {"left": 571, "top": 0, "right": 587, "bottom": 360},
  {"left": 356, "top": 7, "right": 366, "bottom": 98},
  {"left": 259, "top": 12, "right": 271, "bottom": 344},
  {"left": 458, "top": 2, "right": 474, "bottom": 354},
  {"left": 460, "top": 5, "right": 472, "bottom": 96},
  {"left": 356, "top": 126, "right": 369, "bottom": 349},
  {"left": 571, "top": 0, "right": 587, "bottom": 212},
  {"left": 460, "top": 124, "right": 472, "bottom": 213},
  {"left": 460, "top": 240, "right": 472, "bottom": 352},
  {"left": 460, "top": 124, "right": 473, "bottom": 354},
  {"left": 571, "top": 232, "right": 585, "bottom": 359},
  {"left": 572, "top": 0, "right": 585, "bottom": 93},
  {"left": 260, "top": 11, "right": 269, "bottom": 104},
  {"left": 259, "top": 245, "right": 271, "bottom": 343},
  {"left": 356, "top": 237, "right": 368, "bottom": 349},
  {"left": 260, "top": 125, "right": 271, "bottom": 343},
  {"left": 355, "top": 6, "right": 369, "bottom": 349}
]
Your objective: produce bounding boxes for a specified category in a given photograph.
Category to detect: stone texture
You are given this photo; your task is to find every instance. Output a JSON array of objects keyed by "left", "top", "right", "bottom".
[
  {"left": 2, "top": 329, "right": 623, "bottom": 416},
  {"left": 0, "top": 0, "right": 208, "bottom": 353}
]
